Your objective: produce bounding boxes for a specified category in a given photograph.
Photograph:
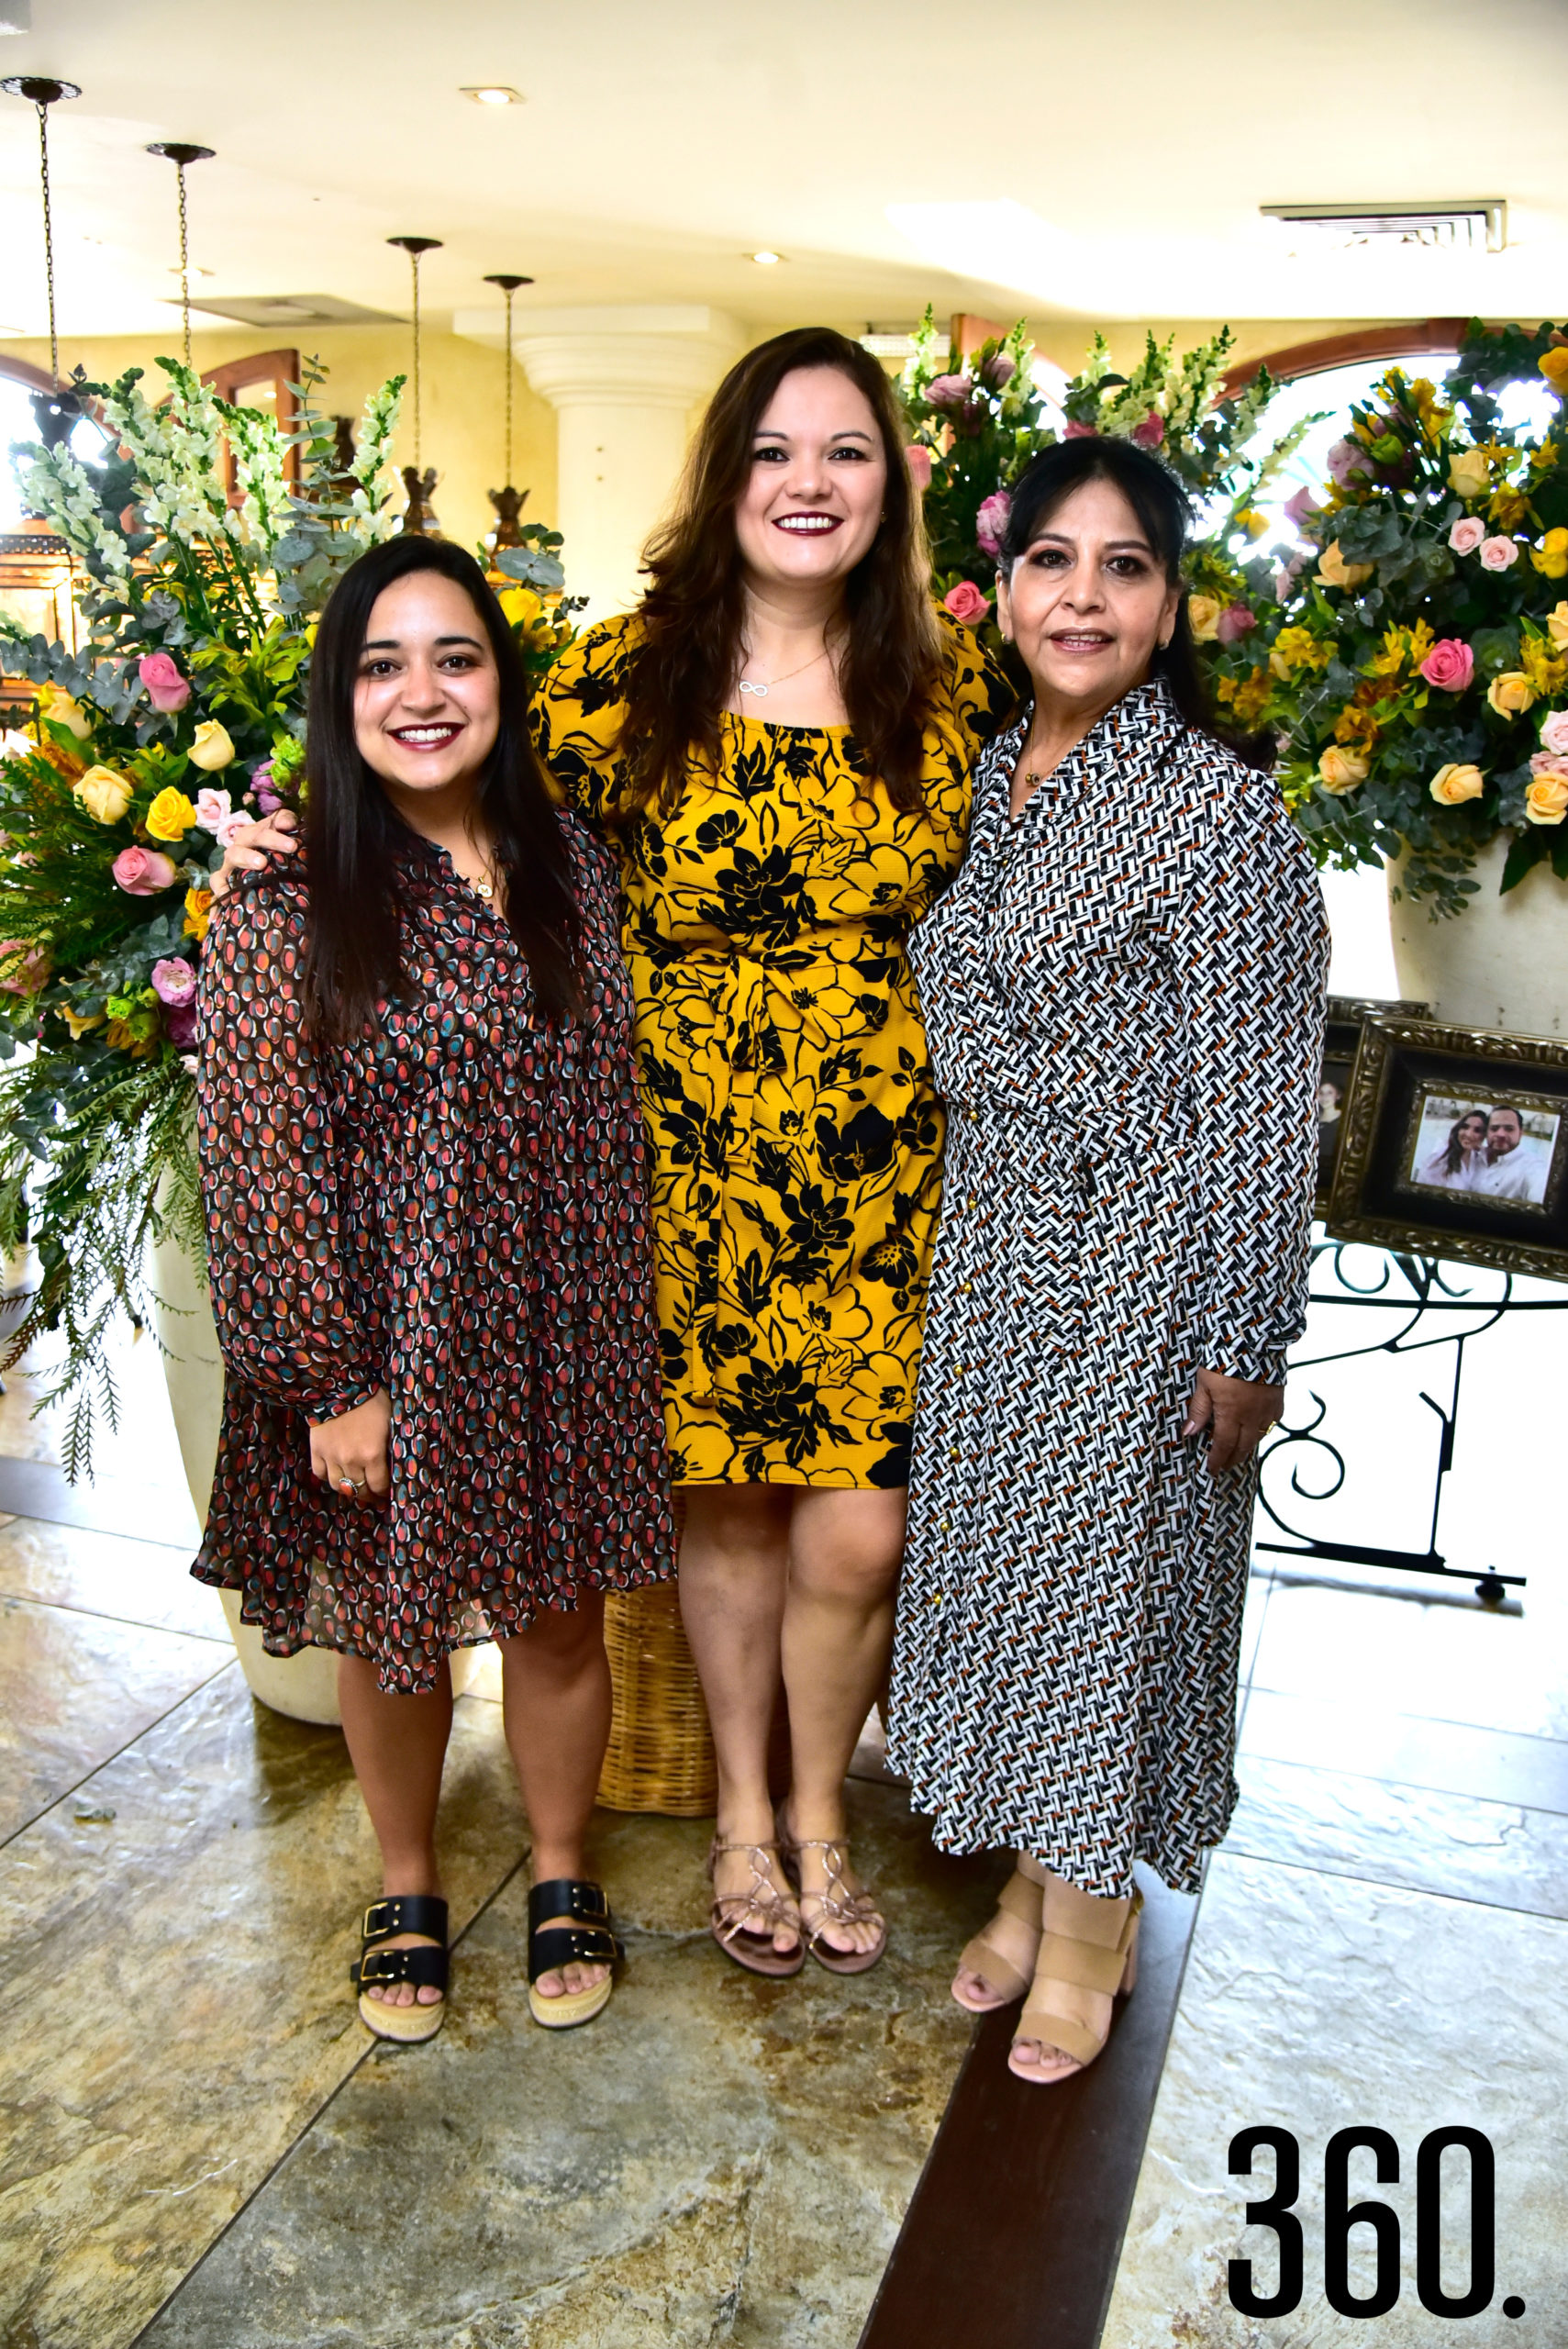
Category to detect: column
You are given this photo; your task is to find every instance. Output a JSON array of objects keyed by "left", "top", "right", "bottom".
[{"left": 453, "top": 304, "right": 743, "bottom": 622}]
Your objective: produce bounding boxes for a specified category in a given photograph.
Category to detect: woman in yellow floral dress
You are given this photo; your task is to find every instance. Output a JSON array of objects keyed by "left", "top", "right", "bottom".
[
  {"left": 535, "top": 329, "right": 1008, "bottom": 1973},
  {"left": 217, "top": 328, "right": 1009, "bottom": 1974}
]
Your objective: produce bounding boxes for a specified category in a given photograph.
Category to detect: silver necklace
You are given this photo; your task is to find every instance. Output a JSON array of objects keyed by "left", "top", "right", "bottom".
[{"left": 736, "top": 643, "right": 829, "bottom": 698}]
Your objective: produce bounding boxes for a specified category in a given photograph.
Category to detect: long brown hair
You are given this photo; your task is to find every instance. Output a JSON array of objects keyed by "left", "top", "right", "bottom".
[
  {"left": 299, "top": 537, "right": 580, "bottom": 1042},
  {"left": 618, "top": 327, "right": 944, "bottom": 814}
]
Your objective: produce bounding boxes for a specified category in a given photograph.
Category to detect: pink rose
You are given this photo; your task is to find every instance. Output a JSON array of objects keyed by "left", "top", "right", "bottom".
[
  {"left": 194, "top": 787, "right": 231, "bottom": 833},
  {"left": 1449, "top": 516, "right": 1486, "bottom": 556},
  {"left": 981, "top": 351, "right": 1015, "bottom": 388},
  {"left": 904, "top": 444, "right": 932, "bottom": 494},
  {"left": 924, "top": 373, "right": 972, "bottom": 412},
  {"left": 1284, "top": 485, "right": 1320, "bottom": 529},
  {"left": 1540, "top": 709, "right": 1568, "bottom": 755},
  {"left": 975, "top": 492, "right": 1012, "bottom": 558},
  {"left": 1418, "top": 639, "right": 1474, "bottom": 692},
  {"left": 1272, "top": 554, "right": 1306, "bottom": 599},
  {"left": 943, "top": 581, "right": 991, "bottom": 624},
  {"left": 111, "top": 844, "right": 179, "bottom": 896},
  {"left": 214, "top": 808, "right": 257, "bottom": 848},
  {"left": 0, "top": 940, "right": 49, "bottom": 994},
  {"left": 1529, "top": 751, "right": 1568, "bottom": 777},
  {"left": 161, "top": 996, "right": 199, "bottom": 1048},
  {"left": 139, "top": 651, "right": 192, "bottom": 713},
  {"left": 150, "top": 955, "right": 197, "bottom": 1006},
  {"left": 1479, "top": 536, "right": 1520, "bottom": 571},
  {"left": 1063, "top": 419, "right": 1097, "bottom": 439},
  {"left": 1130, "top": 413, "right": 1165, "bottom": 450},
  {"left": 1216, "top": 604, "right": 1256, "bottom": 645},
  {"left": 1326, "top": 438, "right": 1373, "bottom": 485}
]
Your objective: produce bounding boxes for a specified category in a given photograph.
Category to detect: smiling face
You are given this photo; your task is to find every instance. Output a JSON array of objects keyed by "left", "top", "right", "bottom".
[
  {"left": 1457, "top": 1111, "right": 1489, "bottom": 1152},
  {"left": 732, "top": 365, "right": 888, "bottom": 596},
  {"left": 351, "top": 571, "right": 500, "bottom": 808},
  {"left": 1487, "top": 1108, "right": 1523, "bottom": 1157},
  {"left": 996, "top": 475, "right": 1182, "bottom": 722}
]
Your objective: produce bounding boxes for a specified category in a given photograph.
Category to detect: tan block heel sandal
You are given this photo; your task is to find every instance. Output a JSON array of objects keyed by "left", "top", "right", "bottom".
[
  {"left": 1009, "top": 1884, "right": 1142, "bottom": 2084},
  {"left": 527, "top": 1878, "right": 621, "bottom": 2029},
  {"left": 951, "top": 1865, "right": 1044, "bottom": 2014},
  {"left": 351, "top": 1894, "right": 450, "bottom": 2045}
]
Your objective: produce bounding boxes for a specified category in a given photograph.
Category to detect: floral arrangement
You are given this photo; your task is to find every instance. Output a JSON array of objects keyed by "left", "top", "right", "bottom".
[
  {"left": 899, "top": 311, "right": 1315, "bottom": 668},
  {"left": 0, "top": 357, "right": 580, "bottom": 1470},
  {"left": 1228, "top": 322, "right": 1568, "bottom": 915}
]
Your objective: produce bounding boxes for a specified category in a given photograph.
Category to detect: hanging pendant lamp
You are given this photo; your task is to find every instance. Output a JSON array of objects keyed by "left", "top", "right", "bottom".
[
  {"left": 1, "top": 74, "right": 83, "bottom": 447},
  {"left": 388, "top": 235, "right": 443, "bottom": 535},
  {"left": 146, "top": 139, "right": 215, "bottom": 370},
  {"left": 483, "top": 272, "right": 533, "bottom": 551}
]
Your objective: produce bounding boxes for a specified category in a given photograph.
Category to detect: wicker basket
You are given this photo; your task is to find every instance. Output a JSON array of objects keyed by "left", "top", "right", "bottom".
[{"left": 597, "top": 1581, "right": 717, "bottom": 1817}]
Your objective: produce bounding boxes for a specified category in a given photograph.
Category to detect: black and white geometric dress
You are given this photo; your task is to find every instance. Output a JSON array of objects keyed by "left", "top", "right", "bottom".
[{"left": 887, "top": 680, "right": 1328, "bottom": 1897}]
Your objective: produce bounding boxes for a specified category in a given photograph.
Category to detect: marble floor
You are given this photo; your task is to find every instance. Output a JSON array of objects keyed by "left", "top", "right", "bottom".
[
  {"left": 1101, "top": 1280, "right": 1568, "bottom": 2347},
  {"left": 0, "top": 1348, "right": 1003, "bottom": 2349}
]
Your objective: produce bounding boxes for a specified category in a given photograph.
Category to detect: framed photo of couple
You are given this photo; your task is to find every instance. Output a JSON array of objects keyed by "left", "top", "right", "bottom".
[{"left": 1323, "top": 1007, "right": 1568, "bottom": 1280}]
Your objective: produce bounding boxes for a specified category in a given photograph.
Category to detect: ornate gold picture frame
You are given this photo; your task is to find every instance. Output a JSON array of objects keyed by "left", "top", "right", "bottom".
[
  {"left": 1315, "top": 996, "right": 1429, "bottom": 1218},
  {"left": 1327, "top": 1015, "right": 1568, "bottom": 1279}
]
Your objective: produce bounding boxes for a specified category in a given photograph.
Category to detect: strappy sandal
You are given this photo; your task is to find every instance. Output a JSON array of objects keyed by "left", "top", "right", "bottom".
[
  {"left": 776, "top": 1815, "right": 887, "bottom": 1977},
  {"left": 527, "top": 1878, "right": 621, "bottom": 2030},
  {"left": 350, "top": 1894, "right": 449, "bottom": 2045},
  {"left": 951, "top": 1865, "right": 1044, "bottom": 2014},
  {"left": 1008, "top": 1884, "right": 1143, "bottom": 2085},
  {"left": 707, "top": 1837, "right": 805, "bottom": 1978}
]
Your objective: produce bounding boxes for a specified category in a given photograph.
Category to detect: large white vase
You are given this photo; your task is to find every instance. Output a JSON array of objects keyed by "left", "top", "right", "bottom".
[
  {"left": 149, "top": 1214, "right": 480, "bottom": 1723},
  {"left": 1388, "top": 838, "right": 1568, "bottom": 1034}
]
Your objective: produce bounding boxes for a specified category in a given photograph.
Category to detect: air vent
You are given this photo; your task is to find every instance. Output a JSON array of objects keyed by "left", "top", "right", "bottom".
[
  {"left": 1261, "top": 201, "right": 1507, "bottom": 254},
  {"left": 181, "top": 294, "right": 403, "bottom": 328}
]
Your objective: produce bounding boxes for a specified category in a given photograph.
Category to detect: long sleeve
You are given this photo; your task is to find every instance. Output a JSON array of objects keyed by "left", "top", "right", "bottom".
[
  {"left": 530, "top": 617, "right": 644, "bottom": 824},
  {"left": 196, "top": 879, "right": 384, "bottom": 1421},
  {"left": 1177, "top": 759, "right": 1329, "bottom": 1386}
]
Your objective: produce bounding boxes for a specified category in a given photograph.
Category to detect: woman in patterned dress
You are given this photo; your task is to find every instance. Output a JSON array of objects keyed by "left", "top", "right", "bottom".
[
  {"left": 196, "top": 537, "right": 673, "bottom": 2042},
  {"left": 219, "top": 330, "right": 1009, "bottom": 1975},
  {"left": 888, "top": 438, "right": 1327, "bottom": 2080}
]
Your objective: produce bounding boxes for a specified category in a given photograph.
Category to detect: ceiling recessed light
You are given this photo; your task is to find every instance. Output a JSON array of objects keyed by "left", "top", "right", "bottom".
[
  {"left": 461, "top": 84, "right": 522, "bottom": 106},
  {"left": 750, "top": 250, "right": 784, "bottom": 266}
]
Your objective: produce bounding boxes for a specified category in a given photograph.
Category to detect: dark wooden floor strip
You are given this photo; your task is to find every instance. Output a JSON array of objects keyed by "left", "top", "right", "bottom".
[{"left": 859, "top": 1867, "right": 1199, "bottom": 2349}]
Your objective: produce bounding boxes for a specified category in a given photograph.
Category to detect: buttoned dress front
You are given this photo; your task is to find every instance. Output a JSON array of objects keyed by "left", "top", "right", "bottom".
[{"left": 887, "top": 682, "right": 1328, "bottom": 1895}]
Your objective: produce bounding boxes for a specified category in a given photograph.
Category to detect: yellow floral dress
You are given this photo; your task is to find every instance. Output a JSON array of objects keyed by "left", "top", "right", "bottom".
[{"left": 534, "top": 614, "right": 1011, "bottom": 1486}]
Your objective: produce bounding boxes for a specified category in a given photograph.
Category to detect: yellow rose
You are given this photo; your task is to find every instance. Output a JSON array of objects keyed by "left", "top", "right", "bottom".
[
  {"left": 1429, "top": 763, "right": 1485, "bottom": 806},
  {"left": 498, "top": 585, "right": 544, "bottom": 629},
  {"left": 1531, "top": 528, "right": 1568, "bottom": 580},
  {"left": 183, "top": 884, "right": 214, "bottom": 942},
  {"left": 1486, "top": 671, "right": 1536, "bottom": 718},
  {"left": 1448, "top": 449, "right": 1492, "bottom": 499},
  {"left": 61, "top": 1004, "right": 104, "bottom": 1040},
  {"left": 40, "top": 683, "right": 93, "bottom": 740},
  {"left": 1318, "top": 540, "right": 1374, "bottom": 591},
  {"left": 145, "top": 786, "right": 197, "bottom": 842},
  {"left": 1539, "top": 348, "right": 1568, "bottom": 395},
  {"left": 1237, "top": 509, "right": 1270, "bottom": 540},
  {"left": 73, "top": 763, "right": 135, "bottom": 825},
  {"left": 1550, "top": 601, "right": 1568, "bottom": 651},
  {"left": 1525, "top": 773, "right": 1568, "bottom": 824},
  {"left": 1187, "top": 594, "right": 1222, "bottom": 643},
  {"left": 1318, "top": 746, "right": 1370, "bottom": 795},
  {"left": 187, "top": 720, "right": 236, "bottom": 773}
]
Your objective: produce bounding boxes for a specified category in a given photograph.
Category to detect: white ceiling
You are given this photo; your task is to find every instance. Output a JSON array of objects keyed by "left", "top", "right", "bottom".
[{"left": 0, "top": 0, "right": 1564, "bottom": 343}]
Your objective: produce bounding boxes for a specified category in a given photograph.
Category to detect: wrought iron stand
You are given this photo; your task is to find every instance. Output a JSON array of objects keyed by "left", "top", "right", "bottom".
[{"left": 1256, "top": 1241, "right": 1568, "bottom": 1605}]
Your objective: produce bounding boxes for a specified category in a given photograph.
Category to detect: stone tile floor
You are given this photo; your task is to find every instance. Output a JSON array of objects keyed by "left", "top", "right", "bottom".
[{"left": 4, "top": 1260, "right": 1564, "bottom": 2347}]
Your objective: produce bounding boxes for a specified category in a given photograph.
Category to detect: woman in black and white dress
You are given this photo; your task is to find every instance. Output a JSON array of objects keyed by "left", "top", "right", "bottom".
[{"left": 888, "top": 437, "right": 1327, "bottom": 2085}]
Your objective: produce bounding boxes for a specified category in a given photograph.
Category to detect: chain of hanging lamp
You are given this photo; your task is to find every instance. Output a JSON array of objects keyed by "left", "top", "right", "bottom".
[
  {"left": 0, "top": 76, "right": 83, "bottom": 389},
  {"left": 389, "top": 237, "right": 442, "bottom": 472},
  {"left": 146, "top": 141, "right": 215, "bottom": 368},
  {"left": 484, "top": 272, "right": 533, "bottom": 487}
]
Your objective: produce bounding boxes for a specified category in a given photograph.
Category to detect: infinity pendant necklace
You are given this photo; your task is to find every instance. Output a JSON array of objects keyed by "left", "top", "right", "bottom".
[{"left": 736, "top": 642, "right": 829, "bottom": 698}]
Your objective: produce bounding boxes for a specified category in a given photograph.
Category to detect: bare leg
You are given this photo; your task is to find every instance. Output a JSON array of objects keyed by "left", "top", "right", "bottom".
[
  {"left": 679, "top": 1486, "right": 799, "bottom": 1954},
  {"left": 498, "top": 1594, "right": 613, "bottom": 1999},
  {"left": 338, "top": 1652, "right": 453, "bottom": 2009},
  {"left": 780, "top": 1486, "right": 906, "bottom": 1956}
]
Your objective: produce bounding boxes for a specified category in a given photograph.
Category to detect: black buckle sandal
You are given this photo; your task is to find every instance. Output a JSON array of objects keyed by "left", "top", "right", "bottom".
[
  {"left": 527, "top": 1878, "right": 621, "bottom": 2030},
  {"left": 350, "top": 1893, "right": 450, "bottom": 2044}
]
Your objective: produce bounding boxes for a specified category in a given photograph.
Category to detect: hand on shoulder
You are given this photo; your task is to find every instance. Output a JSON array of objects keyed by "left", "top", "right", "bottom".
[{"left": 210, "top": 807, "right": 300, "bottom": 901}]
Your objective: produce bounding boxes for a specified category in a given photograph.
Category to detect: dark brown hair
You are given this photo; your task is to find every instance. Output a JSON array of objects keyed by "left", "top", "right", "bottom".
[
  {"left": 999, "top": 436, "right": 1274, "bottom": 770},
  {"left": 299, "top": 536, "right": 580, "bottom": 1041},
  {"left": 618, "top": 326, "right": 944, "bottom": 813}
]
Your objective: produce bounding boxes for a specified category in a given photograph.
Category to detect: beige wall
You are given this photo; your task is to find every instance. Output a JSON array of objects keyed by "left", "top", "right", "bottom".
[{"left": 1, "top": 326, "right": 557, "bottom": 555}]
